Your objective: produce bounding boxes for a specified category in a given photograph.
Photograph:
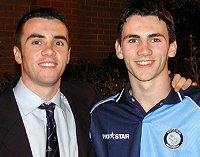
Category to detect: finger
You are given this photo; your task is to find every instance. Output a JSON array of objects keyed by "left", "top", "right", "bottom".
[
  {"left": 180, "top": 78, "right": 192, "bottom": 90},
  {"left": 174, "top": 77, "right": 187, "bottom": 92},
  {"left": 192, "top": 82, "right": 198, "bottom": 86},
  {"left": 171, "top": 74, "right": 181, "bottom": 88}
]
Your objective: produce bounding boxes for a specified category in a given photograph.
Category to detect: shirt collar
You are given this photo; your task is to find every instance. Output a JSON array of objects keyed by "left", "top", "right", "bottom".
[
  {"left": 121, "top": 82, "right": 184, "bottom": 107},
  {"left": 13, "top": 78, "right": 61, "bottom": 115}
]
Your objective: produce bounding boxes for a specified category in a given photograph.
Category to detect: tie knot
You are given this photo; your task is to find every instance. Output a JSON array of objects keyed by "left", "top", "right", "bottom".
[{"left": 38, "top": 103, "right": 56, "bottom": 119}]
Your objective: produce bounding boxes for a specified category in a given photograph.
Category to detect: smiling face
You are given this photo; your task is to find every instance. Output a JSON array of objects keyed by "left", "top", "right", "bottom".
[
  {"left": 115, "top": 15, "right": 177, "bottom": 83},
  {"left": 13, "top": 17, "right": 70, "bottom": 90}
]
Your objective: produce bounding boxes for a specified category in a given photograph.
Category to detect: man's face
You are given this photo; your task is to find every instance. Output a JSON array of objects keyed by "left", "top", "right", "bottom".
[
  {"left": 115, "top": 15, "right": 177, "bottom": 82},
  {"left": 13, "top": 17, "right": 70, "bottom": 89}
]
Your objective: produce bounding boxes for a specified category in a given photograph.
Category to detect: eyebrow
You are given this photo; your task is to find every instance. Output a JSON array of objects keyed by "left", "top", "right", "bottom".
[
  {"left": 148, "top": 33, "right": 165, "bottom": 38},
  {"left": 54, "top": 35, "right": 68, "bottom": 42},
  {"left": 26, "top": 33, "right": 68, "bottom": 43},
  {"left": 123, "top": 34, "right": 140, "bottom": 40},
  {"left": 26, "top": 34, "right": 44, "bottom": 41},
  {"left": 123, "top": 33, "right": 165, "bottom": 40}
]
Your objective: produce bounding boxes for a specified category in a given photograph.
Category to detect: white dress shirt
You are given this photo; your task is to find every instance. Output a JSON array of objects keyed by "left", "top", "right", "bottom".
[{"left": 13, "top": 78, "right": 78, "bottom": 157}]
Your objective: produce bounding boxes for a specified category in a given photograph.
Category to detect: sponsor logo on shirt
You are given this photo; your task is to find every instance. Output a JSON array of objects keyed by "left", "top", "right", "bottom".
[
  {"left": 164, "top": 128, "right": 183, "bottom": 149},
  {"left": 102, "top": 132, "right": 129, "bottom": 140}
]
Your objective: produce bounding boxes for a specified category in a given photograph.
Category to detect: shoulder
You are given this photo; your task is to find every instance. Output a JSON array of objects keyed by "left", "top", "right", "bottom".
[
  {"left": 0, "top": 82, "right": 15, "bottom": 101},
  {"left": 182, "top": 86, "right": 200, "bottom": 103},
  {"left": 182, "top": 86, "right": 200, "bottom": 95},
  {"left": 61, "top": 80, "right": 100, "bottom": 106},
  {"left": 0, "top": 81, "right": 19, "bottom": 121},
  {"left": 0, "top": 77, "right": 18, "bottom": 97},
  {"left": 61, "top": 80, "right": 97, "bottom": 92},
  {"left": 91, "top": 93, "right": 121, "bottom": 114}
]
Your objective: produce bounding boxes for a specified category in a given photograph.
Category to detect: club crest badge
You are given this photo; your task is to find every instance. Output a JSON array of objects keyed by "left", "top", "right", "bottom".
[{"left": 164, "top": 128, "right": 183, "bottom": 149}]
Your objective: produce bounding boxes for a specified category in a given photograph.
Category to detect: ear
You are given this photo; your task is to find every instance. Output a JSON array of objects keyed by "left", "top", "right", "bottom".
[
  {"left": 168, "top": 40, "right": 177, "bottom": 58},
  {"left": 66, "top": 47, "right": 71, "bottom": 64},
  {"left": 115, "top": 39, "right": 124, "bottom": 59},
  {"left": 13, "top": 46, "right": 22, "bottom": 64}
]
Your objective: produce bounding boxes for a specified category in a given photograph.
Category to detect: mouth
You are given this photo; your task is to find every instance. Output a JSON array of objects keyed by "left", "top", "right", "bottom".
[
  {"left": 136, "top": 60, "right": 153, "bottom": 66},
  {"left": 39, "top": 62, "right": 57, "bottom": 67}
]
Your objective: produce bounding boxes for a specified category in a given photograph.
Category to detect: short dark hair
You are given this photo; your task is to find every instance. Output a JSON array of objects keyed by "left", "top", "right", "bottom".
[
  {"left": 117, "top": 1, "right": 176, "bottom": 44},
  {"left": 15, "top": 7, "right": 70, "bottom": 48}
]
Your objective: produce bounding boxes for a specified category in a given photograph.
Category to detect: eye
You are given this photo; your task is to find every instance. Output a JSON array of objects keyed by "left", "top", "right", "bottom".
[
  {"left": 151, "top": 38, "right": 161, "bottom": 43},
  {"left": 32, "top": 40, "right": 41, "bottom": 45},
  {"left": 128, "top": 38, "right": 138, "bottom": 43},
  {"left": 55, "top": 41, "right": 64, "bottom": 46}
]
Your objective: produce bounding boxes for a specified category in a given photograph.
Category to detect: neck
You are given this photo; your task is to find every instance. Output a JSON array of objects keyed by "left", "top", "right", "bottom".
[
  {"left": 130, "top": 76, "right": 171, "bottom": 112},
  {"left": 21, "top": 78, "right": 60, "bottom": 102}
]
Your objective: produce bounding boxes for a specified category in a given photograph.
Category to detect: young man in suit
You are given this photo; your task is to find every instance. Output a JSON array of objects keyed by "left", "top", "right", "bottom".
[{"left": 0, "top": 8, "right": 99, "bottom": 157}]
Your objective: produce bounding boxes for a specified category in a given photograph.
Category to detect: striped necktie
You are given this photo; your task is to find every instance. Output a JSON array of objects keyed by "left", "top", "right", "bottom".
[{"left": 39, "top": 103, "right": 60, "bottom": 157}]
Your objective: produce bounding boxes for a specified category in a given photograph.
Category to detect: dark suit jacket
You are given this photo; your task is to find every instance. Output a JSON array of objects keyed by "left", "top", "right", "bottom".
[{"left": 0, "top": 79, "right": 100, "bottom": 157}]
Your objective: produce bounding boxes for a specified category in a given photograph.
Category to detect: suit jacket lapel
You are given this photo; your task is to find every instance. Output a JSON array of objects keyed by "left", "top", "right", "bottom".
[{"left": 62, "top": 89, "right": 85, "bottom": 153}]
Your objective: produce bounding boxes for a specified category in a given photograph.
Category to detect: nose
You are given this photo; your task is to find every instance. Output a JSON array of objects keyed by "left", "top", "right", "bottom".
[
  {"left": 137, "top": 41, "right": 152, "bottom": 56},
  {"left": 41, "top": 44, "right": 56, "bottom": 57}
]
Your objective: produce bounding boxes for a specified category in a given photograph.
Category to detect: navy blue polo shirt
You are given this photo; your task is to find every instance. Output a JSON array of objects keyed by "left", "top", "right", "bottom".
[{"left": 90, "top": 82, "right": 200, "bottom": 157}]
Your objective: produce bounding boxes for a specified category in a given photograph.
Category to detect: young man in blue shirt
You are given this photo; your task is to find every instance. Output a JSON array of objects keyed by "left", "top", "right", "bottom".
[{"left": 90, "top": 2, "right": 200, "bottom": 157}]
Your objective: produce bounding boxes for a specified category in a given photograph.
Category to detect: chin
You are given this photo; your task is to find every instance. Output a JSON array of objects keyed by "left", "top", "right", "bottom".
[
  {"left": 40, "top": 76, "right": 60, "bottom": 84},
  {"left": 136, "top": 75, "right": 154, "bottom": 82}
]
